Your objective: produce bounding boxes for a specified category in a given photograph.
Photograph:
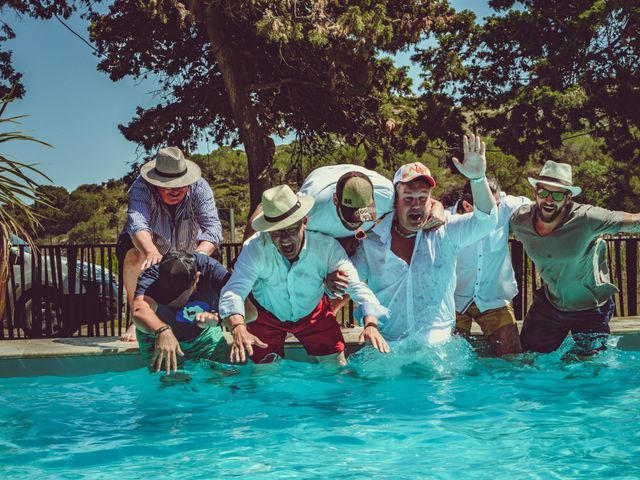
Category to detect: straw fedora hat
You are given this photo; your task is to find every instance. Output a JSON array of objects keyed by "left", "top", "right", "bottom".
[
  {"left": 252, "top": 185, "right": 315, "bottom": 232},
  {"left": 527, "top": 160, "right": 581, "bottom": 196},
  {"left": 140, "top": 147, "right": 201, "bottom": 188}
]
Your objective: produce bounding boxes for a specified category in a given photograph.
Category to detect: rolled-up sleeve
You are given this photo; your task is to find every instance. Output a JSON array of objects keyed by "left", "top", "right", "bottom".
[
  {"left": 126, "top": 177, "right": 154, "bottom": 236},
  {"left": 326, "top": 241, "right": 389, "bottom": 323},
  {"left": 193, "top": 180, "right": 223, "bottom": 246},
  {"left": 218, "top": 237, "right": 262, "bottom": 319}
]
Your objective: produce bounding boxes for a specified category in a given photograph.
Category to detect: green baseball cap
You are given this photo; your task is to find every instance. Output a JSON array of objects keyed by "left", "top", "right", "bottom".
[{"left": 336, "top": 172, "right": 376, "bottom": 224}]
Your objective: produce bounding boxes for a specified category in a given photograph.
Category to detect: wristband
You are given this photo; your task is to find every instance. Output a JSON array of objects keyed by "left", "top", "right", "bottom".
[
  {"left": 195, "top": 250, "right": 208, "bottom": 255},
  {"left": 230, "top": 323, "right": 246, "bottom": 333},
  {"left": 154, "top": 325, "right": 172, "bottom": 337},
  {"left": 470, "top": 176, "right": 485, "bottom": 184},
  {"left": 363, "top": 322, "right": 379, "bottom": 330}
]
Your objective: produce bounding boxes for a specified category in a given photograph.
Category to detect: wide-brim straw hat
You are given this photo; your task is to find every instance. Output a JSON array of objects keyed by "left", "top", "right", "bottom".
[
  {"left": 252, "top": 185, "right": 315, "bottom": 232},
  {"left": 140, "top": 147, "right": 201, "bottom": 188},
  {"left": 527, "top": 160, "right": 581, "bottom": 196}
]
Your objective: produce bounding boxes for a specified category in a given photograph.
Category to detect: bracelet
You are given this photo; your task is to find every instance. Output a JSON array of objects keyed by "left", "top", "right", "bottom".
[
  {"left": 154, "top": 325, "right": 172, "bottom": 337},
  {"left": 470, "top": 176, "right": 485, "bottom": 184},
  {"left": 363, "top": 322, "right": 379, "bottom": 330},
  {"left": 230, "top": 323, "right": 246, "bottom": 333},
  {"left": 195, "top": 250, "right": 208, "bottom": 255}
]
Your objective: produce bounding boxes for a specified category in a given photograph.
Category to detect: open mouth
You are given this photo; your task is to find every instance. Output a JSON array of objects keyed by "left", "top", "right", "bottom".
[
  {"left": 280, "top": 242, "right": 296, "bottom": 256},
  {"left": 408, "top": 212, "right": 423, "bottom": 224},
  {"left": 541, "top": 204, "right": 556, "bottom": 213}
]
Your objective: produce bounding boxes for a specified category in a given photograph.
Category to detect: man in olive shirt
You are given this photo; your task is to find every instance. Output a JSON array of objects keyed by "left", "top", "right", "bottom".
[{"left": 510, "top": 161, "right": 640, "bottom": 354}]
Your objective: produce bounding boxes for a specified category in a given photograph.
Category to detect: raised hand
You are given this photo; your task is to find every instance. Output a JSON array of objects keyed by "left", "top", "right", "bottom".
[{"left": 452, "top": 134, "right": 486, "bottom": 180}]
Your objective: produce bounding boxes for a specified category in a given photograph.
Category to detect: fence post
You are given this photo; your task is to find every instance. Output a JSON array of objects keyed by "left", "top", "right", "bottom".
[
  {"left": 230, "top": 208, "right": 236, "bottom": 243},
  {"left": 626, "top": 238, "right": 638, "bottom": 316}
]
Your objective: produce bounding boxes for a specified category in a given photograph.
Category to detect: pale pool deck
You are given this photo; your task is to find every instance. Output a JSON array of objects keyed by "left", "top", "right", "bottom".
[{"left": 1, "top": 317, "right": 640, "bottom": 361}]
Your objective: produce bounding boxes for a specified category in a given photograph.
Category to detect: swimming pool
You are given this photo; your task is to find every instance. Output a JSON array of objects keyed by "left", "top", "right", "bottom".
[{"left": 1, "top": 335, "right": 639, "bottom": 479}]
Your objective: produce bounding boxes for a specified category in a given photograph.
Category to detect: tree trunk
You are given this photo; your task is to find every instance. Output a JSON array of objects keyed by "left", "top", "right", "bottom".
[{"left": 200, "top": 4, "right": 274, "bottom": 214}]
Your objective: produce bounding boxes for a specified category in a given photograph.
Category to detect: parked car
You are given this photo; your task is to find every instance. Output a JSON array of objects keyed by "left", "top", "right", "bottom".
[{"left": 5, "top": 235, "right": 120, "bottom": 337}]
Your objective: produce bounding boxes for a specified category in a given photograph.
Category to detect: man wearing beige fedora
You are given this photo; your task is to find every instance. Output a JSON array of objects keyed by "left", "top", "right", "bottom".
[
  {"left": 117, "top": 147, "right": 222, "bottom": 342},
  {"left": 510, "top": 160, "right": 640, "bottom": 354},
  {"left": 219, "top": 184, "right": 390, "bottom": 365}
]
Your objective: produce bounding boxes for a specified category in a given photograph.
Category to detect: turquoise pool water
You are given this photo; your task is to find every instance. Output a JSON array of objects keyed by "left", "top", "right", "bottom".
[{"left": 1, "top": 335, "right": 640, "bottom": 479}]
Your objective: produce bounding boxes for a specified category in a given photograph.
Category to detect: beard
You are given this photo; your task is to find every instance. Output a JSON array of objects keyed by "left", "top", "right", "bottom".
[{"left": 536, "top": 202, "right": 567, "bottom": 223}]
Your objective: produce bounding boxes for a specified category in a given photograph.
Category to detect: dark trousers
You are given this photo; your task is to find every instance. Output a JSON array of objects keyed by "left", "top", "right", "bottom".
[{"left": 521, "top": 288, "right": 615, "bottom": 354}]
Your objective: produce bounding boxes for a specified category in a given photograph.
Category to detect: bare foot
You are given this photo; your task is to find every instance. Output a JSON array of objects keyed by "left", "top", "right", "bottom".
[{"left": 120, "top": 323, "right": 138, "bottom": 342}]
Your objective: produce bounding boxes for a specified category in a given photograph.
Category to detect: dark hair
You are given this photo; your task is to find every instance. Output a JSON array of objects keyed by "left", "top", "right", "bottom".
[{"left": 456, "top": 177, "right": 501, "bottom": 214}]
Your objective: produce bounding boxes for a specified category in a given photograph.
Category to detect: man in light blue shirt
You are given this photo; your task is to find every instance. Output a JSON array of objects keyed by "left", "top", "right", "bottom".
[
  {"left": 448, "top": 178, "right": 531, "bottom": 355},
  {"left": 353, "top": 135, "right": 498, "bottom": 344},
  {"left": 219, "top": 185, "right": 389, "bottom": 365}
]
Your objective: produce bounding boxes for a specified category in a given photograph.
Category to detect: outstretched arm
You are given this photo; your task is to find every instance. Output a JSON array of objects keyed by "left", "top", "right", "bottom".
[
  {"left": 620, "top": 213, "right": 640, "bottom": 233},
  {"left": 452, "top": 134, "right": 496, "bottom": 214}
]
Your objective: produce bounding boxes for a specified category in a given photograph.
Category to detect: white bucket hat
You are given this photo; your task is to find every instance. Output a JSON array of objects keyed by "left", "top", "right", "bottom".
[
  {"left": 527, "top": 160, "right": 581, "bottom": 196},
  {"left": 140, "top": 147, "right": 201, "bottom": 188},
  {"left": 252, "top": 185, "right": 314, "bottom": 232}
]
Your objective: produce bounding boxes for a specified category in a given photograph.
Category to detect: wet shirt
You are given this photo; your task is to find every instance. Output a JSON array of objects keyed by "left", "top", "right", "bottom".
[
  {"left": 451, "top": 193, "right": 532, "bottom": 313},
  {"left": 510, "top": 202, "right": 626, "bottom": 311},
  {"left": 135, "top": 254, "right": 230, "bottom": 341},
  {"left": 299, "top": 164, "right": 394, "bottom": 238},
  {"left": 353, "top": 208, "right": 497, "bottom": 342},
  {"left": 219, "top": 230, "right": 388, "bottom": 322},
  {"left": 125, "top": 176, "right": 223, "bottom": 255}
]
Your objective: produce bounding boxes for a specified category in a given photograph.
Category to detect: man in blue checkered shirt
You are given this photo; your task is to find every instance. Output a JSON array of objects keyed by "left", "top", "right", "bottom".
[{"left": 117, "top": 147, "right": 222, "bottom": 342}]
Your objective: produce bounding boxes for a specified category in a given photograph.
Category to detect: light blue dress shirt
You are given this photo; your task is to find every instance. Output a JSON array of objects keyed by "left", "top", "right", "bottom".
[
  {"left": 219, "top": 230, "right": 388, "bottom": 322},
  {"left": 353, "top": 208, "right": 498, "bottom": 342}
]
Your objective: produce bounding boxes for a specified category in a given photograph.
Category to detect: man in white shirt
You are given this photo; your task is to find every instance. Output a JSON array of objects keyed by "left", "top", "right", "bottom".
[
  {"left": 299, "top": 164, "right": 444, "bottom": 256},
  {"left": 219, "top": 185, "right": 389, "bottom": 365},
  {"left": 448, "top": 178, "right": 531, "bottom": 355},
  {"left": 353, "top": 135, "right": 498, "bottom": 344}
]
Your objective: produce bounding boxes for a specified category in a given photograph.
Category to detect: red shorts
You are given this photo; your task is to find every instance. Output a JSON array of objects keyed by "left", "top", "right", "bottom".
[{"left": 247, "top": 295, "right": 345, "bottom": 364}]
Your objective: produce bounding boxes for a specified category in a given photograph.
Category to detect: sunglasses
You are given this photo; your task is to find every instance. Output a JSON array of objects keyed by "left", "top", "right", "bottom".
[
  {"left": 536, "top": 187, "right": 567, "bottom": 202},
  {"left": 269, "top": 221, "right": 303, "bottom": 239}
]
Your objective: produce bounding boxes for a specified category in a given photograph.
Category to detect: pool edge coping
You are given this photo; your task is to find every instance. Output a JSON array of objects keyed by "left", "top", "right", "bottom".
[{"left": 2, "top": 317, "right": 640, "bottom": 360}]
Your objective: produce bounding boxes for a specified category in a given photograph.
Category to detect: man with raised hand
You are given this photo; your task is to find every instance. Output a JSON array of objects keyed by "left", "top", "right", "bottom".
[
  {"left": 448, "top": 178, "right": 531, "bottom": 356},
  {"left": 219, "top": 184, "right": 389, "bottom": 365},
  {"left": 131, "top": 251, "right": 231, "bottom": 374},
  {"left": 353, "top": 135, "right": 498, "bottom": 344},
  {"left": 510, "top": 161, "right": 640, "bottom": 354}
]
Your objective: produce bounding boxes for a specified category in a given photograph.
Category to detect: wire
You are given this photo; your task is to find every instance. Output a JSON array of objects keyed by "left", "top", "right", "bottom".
[{"left": 54, "top": 14, "right": 102, "bottom": 56}]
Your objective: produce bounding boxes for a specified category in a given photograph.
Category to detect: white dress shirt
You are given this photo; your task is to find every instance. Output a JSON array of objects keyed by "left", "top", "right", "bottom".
[
  {"left": 299, "top": 164, "right": 394, "bottom": 238},
  {"left": 450, "top": 193, "right": 532, "bottom": 313},
  {"left": 353, "top": 208, "right": 497, "bottom": 343},
  {"left": 219, "top": 230, "right": 388, "bottom": 322}
]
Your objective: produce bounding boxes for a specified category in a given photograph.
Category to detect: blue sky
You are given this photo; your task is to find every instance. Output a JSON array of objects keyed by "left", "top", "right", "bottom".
[{"left": 2, "top": 1, "right": 493, "bottom": 191}]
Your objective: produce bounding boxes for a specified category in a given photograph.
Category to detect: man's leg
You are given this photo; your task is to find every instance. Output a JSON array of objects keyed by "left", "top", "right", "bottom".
[
  {"left": 520, "top": 289, "right": 570, "bottom": 353},
  {"left": 476, "top": 304, "right": 522, "bottom": 356},
  {"left": 570, "top": 296, "right": 614, "bottom": 355},
  {"left": 293, "top": 296, "right": 346, "bottom": 366},
  {"left": 120, "top": 247, "right": 144, "bottom": 341},
  {"left": 245, "top": 306, "right": 288, "bottom": 364},
  {"left": 454, "top": 308, "right": 474, "bottom": 341}
]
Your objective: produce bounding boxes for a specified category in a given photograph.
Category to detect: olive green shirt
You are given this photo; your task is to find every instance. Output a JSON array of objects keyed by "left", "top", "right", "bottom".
[{"left": 510, "top": 202, "right": 625, "bottom": 311}]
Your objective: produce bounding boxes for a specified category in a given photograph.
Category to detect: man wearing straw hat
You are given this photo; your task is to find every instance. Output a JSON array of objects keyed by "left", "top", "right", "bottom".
[
  {"left": 219, "top": 184, "right": 390, "bottom": 365},
  {"left": 117, "top": 147, "right": 222, "bottom": 343},
  {"left": 511, "top": 160, "right": 640, "bottom": 354}
]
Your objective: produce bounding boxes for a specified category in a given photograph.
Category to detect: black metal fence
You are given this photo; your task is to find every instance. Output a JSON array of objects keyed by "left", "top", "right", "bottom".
[{"left": 2, "top": 237, "right": 638, "bottom": 339}]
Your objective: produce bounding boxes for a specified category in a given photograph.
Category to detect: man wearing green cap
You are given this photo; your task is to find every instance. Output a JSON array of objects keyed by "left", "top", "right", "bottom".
[{"left": 299, "top": 164, "right": 444, "bottom": 256}]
